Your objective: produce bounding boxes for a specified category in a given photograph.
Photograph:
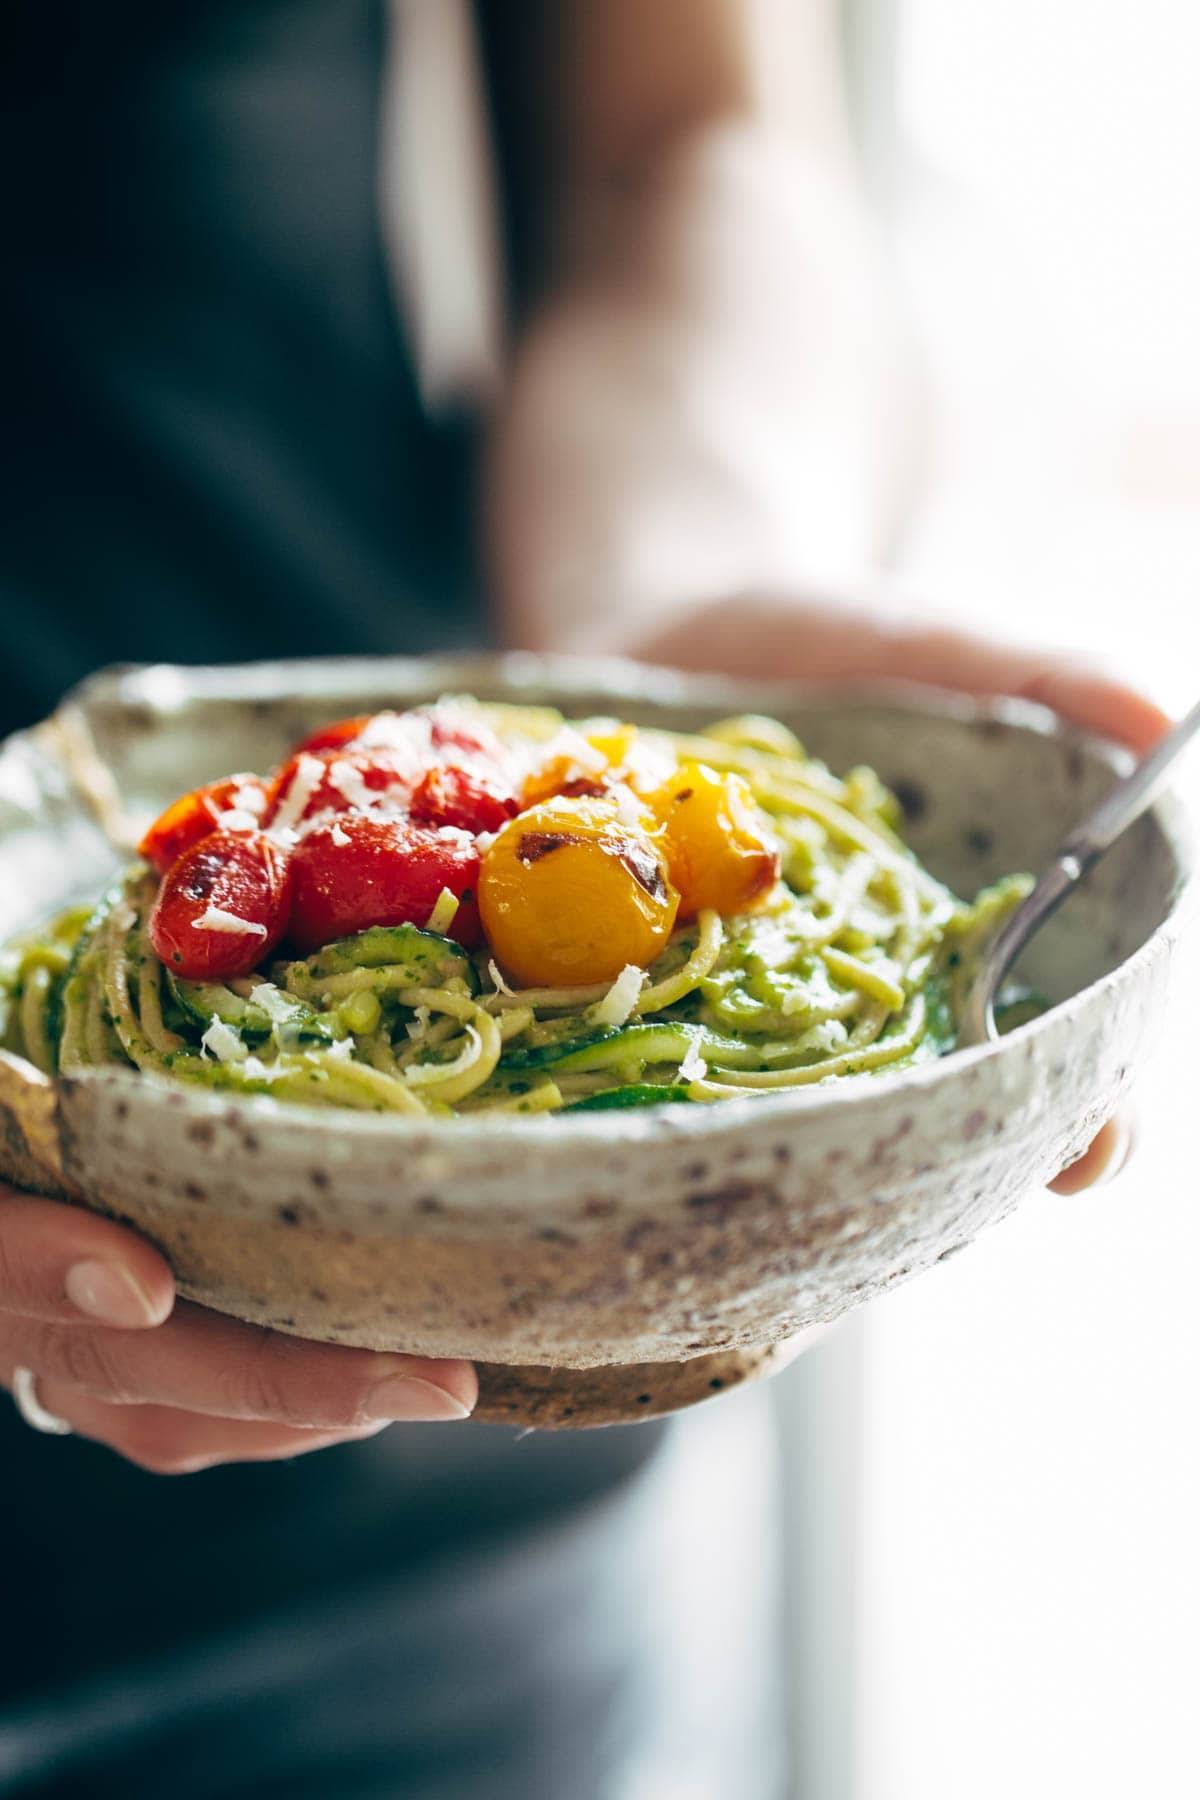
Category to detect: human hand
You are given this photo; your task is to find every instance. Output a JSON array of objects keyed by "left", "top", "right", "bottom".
[
  {"left": 0, "top": 1185, "right": 476, "bottom": 1471},
  {"left": 488, "top": 130, "right": 1162, "bottom": 1203}
]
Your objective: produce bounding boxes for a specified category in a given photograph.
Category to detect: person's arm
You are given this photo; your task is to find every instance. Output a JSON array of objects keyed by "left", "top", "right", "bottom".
[
  {"left": 483, "top": 0, "right": 920, "bottom": 650},
  {"left": 480, "top": 0, "right": 856, "bottom": 298},
  {"left": 482, "top": 1, "right": 1165, "bottom": 1194}
]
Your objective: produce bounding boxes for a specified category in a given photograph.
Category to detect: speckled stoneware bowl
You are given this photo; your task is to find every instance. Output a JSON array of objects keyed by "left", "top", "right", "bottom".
[{"left": 0, "top": 655, "right": 1193, "bottom": 1428}]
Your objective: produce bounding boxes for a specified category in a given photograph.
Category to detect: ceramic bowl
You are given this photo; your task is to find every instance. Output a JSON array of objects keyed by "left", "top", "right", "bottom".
[{"left": 0, "top": 654, "right": 1192, "bottom": 1428}]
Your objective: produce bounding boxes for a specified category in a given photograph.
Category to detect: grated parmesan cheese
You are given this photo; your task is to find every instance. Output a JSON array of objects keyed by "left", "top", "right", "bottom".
[
  {"left": 513, "top": 726, "right": 605, "bottom": 789},
  {"left": 404, "top": 1024, "right": 482, "bottom": 1087},
  {"left": 678, "top": 1036, "right": 708, "bottom": 1083},
  {"left": 212, "top": 808, "right": 260, "bottom": 834},
  {"left": 354, "top": 711, "right": 398, "bottom": 746},
  {"left": 247, "top": 982, "right": 304, "bottom": 1050},
  {"left": 248, "top": 982, "right": 294, "bottom": 1021},
  {"left": 231, "top": 782, "right": 267, "bottom": 816},
  {"left": 268, "top": 752, "right": 325, "bottom": 835},
  {"left": 327, "top": 757, "right": 379, "bottom": 812},
  {"left": 194, "top": 906, "right": 268, "bottom": 938},
  {"left": 356, "top": 710, "right": 428, "bottom": 760},
  {"left": 590, "top": 963, "right": 645, "bottom": 1029},
  {"left": 405, "top": 1004, "right": 432, "bottom": 1041},
  {"left": 608, "top": 782, "right": 646, "bottom": 829},
  {"left": 200, "top": 1015, "right": 249, "bottom": 1063},
  {"left": 487, "top": 958, "right": 514, "bottom": 996},
  {"left": 424, "top": 888, "right": 460, "bottom": 934},
  {"left": 330, "top": 820, "right": 351, "bottom": 847}
]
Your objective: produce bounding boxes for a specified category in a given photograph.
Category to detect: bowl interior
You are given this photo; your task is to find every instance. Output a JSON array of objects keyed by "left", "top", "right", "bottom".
[{"left": 0, "top": 654, "right": 1189, "bottom": 1016}]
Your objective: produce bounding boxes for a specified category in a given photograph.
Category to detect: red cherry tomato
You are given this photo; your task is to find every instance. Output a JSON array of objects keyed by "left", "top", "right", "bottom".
[
  {"left": 288, "top": 816, "right": 482, "bottom": 953},
  {"left": 409, "top": 764, "right": 518, "bottom": 835},
  {"left": 138, "top": 776, "right": 266, "bottom": 876},
  {"left": 290, "top": 715, "right": 373, "bottom": 757},
  {"left": 149, "top": 831, "right": 294, "bottom": 980},
  {"left": 426, "top": 707, "right": 508, "bottom": 765},
  {"left": 264, "top": 746, "right": 417, "bottom": 828}
]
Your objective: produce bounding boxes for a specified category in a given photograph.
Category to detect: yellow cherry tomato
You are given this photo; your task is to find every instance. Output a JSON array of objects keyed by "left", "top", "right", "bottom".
[
  {"left": 583, "top": 722, "right": 639, "bottom": 766},
  {"left": 521, "top": 723, "right": 642, "bottom": 808},
  {"left": 646, "top": 762, "right": 781, "bottom": 921},
  {"left": 478, "top": 795, "right": 680, "bottom": 987}
]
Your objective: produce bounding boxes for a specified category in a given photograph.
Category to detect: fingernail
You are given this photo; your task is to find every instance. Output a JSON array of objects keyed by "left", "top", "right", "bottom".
[
  {"left": 364, "top": 1374, "right": 474, "bottom": 1423},
  {"left": 1094, "top": 1121, "right": 1135, "bottom": 1188},
  {"left": 65, "top": 1261, "right": 163, "bottom": 1328}
]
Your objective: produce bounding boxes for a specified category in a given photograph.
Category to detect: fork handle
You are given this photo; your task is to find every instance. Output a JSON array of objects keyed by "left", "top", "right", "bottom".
[
  {"left": 959, "top": 700, "right": 1200, "bottom": 1048},
  {"left": 1058, "top": 698, "right": 1200, "bottom": 874}
]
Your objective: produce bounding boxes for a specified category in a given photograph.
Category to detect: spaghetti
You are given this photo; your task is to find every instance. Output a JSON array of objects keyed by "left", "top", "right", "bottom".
[{"left": 0, "top": 705, "right": 1033, "bottom": 1116}]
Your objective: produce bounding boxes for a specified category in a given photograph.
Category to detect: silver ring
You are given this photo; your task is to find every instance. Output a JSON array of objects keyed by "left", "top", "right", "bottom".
[{"left": 12, "top": 1367, "right": 73, "bottom": 1437}]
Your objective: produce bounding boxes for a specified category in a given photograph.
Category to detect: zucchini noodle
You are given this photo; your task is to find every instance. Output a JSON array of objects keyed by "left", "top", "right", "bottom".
[
  {"left": 18, "top": 964, "right": 56, "bottom": 1076},
  {"left": 639, "top": 908, "right": 724, "bottom": 1012},
  {"left": 0, "top": 704, "right": 1037, "bottom": 1117}
]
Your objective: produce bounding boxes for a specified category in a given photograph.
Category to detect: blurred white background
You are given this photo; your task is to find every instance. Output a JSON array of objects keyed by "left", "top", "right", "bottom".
[
  {"left": 775, "top": 4, "right": 1200, "bottom": 1795},
  {"left": 894, "top": 0, "right": 1200, "bottom": 707}
]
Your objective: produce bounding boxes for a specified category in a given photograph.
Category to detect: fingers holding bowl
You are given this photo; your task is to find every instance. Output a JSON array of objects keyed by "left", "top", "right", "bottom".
[
  {"left": 0, "top": 1187, "right": 175, "bottom": 1328},
  {"left": 1, "top": 1188, "right": 478, "bottom": 1469},
  {"left": 1048, "top": 1111, "right": 1136, "bottom": 1196},
  {"left": 0, "top": 1301, "right": 477, "bottom": 1430},
  {"left": 4, "top": 1374, "right": 393, "bottom": 1474},
  {"left": 636, "top": 597, "right": 1173, "bottom": 753}
]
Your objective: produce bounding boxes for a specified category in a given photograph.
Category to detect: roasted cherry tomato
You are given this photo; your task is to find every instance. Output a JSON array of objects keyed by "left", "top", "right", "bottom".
[
  {"left": 410, "top": 764, "right": 518, "bottom": 835},
  {"left": 292, "top": 705, "right": 503, "bottom": 765},
  {"left": 268, "top": 707, "right": 513, "bottom": 831},
  {"left": 478, "top": 795, "right": 679, "bottom": 987},
  {"left": 137, "top": 776, "right": 266, "bottom": 876},
  {"left": 646, "top": 762, "right": 780, "bottom": 920},
  {"left": 290, "top": 715, "right": 373, "bottom": 757},
  {"left": 520, "top": 738, "right": 610, "bottom": 808},
  {"left": 265, "top": 746, "right": 417, "bottom": 828},
  {"left": 518, "top": 725, "right": 653, "bottom": 809},
  {"left": 149, "top": 831, "right": 294, "bottom": 980},
  {"left": 426, "top": 707, "right": 508, "bottom": 765},
  {"left": 288, "top": 815, "right": 482, "bottom": 953}
]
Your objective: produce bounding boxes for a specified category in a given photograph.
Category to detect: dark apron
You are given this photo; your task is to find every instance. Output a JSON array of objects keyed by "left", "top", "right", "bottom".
[
  {"left": 0, "top": 0, "right": 481, "bottom": 734},
  {"left": 0, "top": 5, "right": 784, "bottom": 1792}
]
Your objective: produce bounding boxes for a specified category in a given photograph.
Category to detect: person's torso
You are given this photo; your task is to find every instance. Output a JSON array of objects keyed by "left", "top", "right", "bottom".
[
  {"left": 0, "top": 0, "right": 485, "bottom": 737},
  {"left": 0, "top": 0, "right": 661, "bottom": 1720}
]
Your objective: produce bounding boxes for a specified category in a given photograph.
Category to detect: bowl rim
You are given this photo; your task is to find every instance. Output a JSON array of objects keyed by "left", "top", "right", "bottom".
[{"left": 18, "top": 651, "right": 1193, "bottom": 1150}]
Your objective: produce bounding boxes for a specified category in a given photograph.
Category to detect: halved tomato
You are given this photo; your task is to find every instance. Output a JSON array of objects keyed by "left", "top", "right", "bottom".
[
  {"left": 264, "top": 746, "right": 417, "bottom": 829},
  {"left": 409, "top": 764, "right": 518, "bottom": 835},
  {"left": 288, "top": 815, "right": 481, "bottom": 953},
  {"left": 149, "top": 831, "right": 294, "bottom": 980}
]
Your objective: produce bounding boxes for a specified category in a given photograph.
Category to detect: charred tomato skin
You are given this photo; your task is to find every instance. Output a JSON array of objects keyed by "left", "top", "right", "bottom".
[
  {"left": 478, "top": 795, "right": 679, "bottom": 987},
  {"left": 149, "top": 831, "right": 294, "bottom": 981},
  {"left": 288, "top": 815, "right": 482, "bottom": 953}
]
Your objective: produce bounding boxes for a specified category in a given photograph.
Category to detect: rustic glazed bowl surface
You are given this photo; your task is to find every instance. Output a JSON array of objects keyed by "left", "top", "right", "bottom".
[{"left": 0, "top": 655, "right": 1192, "bottom": 1427}]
